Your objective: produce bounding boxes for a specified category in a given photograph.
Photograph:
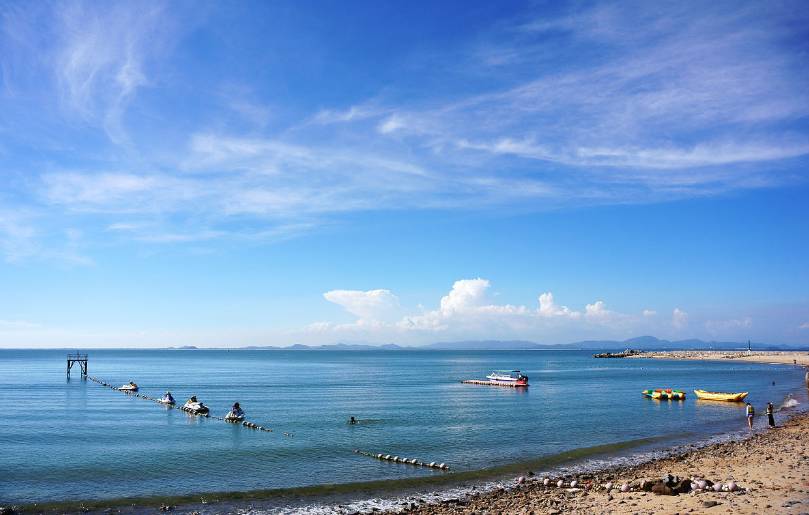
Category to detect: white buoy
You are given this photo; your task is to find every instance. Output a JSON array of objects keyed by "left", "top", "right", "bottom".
[
  {"left": 543, "top": 478, "right": 550, "bottom": 486},
  {"left": 557, "top": 480, "right": 564, "bottom": 488},
  {"left": 429, "top": 462, "right": 435, "bottom": 467},
  {"left": 727, "top": 481, "right": 737, "bottom": 492},
  {"left": 570, "top": 480, "right": 578, "bottom": 488},
  {"left": 695, "top": 480, "right": 707, "bottom": 490},
  {"left": 620, "top": 483, "right": 629, "bottom": 492},
  {"left": 440, "top": 464, "right": 448, "bottom": 470},
  {"left": 713, "top": 483, "right": 722, "bottom": 492},
  {"left": 517, "top": 476, "right": 526, "bottom": 485},
  {"left": 605, "top": 482, "right": 613, "bottom": 491}
]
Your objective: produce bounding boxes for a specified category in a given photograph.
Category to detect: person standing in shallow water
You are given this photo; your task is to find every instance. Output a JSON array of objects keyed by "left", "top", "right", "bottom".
[
  {"left": 766, "top": 402, "right": 775, "bottom": 428},
  {"left": 746, "top": 402, "right": 755, "bottom": 430}
]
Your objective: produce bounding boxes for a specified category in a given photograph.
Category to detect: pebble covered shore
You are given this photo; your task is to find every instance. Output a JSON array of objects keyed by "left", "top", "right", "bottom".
[{"left": 399, "top": 412, "right": 809, "bottom": 514}]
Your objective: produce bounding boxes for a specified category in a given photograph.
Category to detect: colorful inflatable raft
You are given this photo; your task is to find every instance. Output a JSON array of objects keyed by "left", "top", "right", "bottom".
[{"left": 642, "top": 388, "right": 686, "bottom": 400}]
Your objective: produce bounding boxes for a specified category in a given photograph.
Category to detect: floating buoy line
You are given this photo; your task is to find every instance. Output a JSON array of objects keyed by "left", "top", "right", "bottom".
[
  {"left": 353, "top": 449, "right": 450, "bottom": 471},
  {"left": 88, "top": 376, "right": 279, "bottom": 434}
]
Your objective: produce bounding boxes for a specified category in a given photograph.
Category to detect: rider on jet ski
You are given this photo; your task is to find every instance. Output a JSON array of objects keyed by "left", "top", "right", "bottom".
[{"left": 229, "top": 402, "right": 245, "bottom": 418}]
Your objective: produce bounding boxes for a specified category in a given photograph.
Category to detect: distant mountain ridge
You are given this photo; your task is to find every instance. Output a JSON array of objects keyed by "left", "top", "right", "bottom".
[
  {"left": 204, "top": 336, "right": 805, "bottom": 351},
  {"left": 421, "top": 336, "right": 795, "bottom": 351}
]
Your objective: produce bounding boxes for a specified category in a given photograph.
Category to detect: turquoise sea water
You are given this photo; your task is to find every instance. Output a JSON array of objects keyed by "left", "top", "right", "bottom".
[{"left": 0, "top": 349, "right": 806, "bottom": 506}]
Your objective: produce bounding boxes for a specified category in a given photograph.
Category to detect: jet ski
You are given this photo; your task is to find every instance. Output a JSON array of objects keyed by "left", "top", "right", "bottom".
[
  {"left": 118, "top": 382, "right": 139, "bottom": 392},
  {"left": 182, "top": 399, "right": 209, "bottom": 415},
  {"left": 225, "top": 410, "right": 245, "bottom": 422},
  {"left": 158, "top": 392, "right": 176, "bottom": 405}
]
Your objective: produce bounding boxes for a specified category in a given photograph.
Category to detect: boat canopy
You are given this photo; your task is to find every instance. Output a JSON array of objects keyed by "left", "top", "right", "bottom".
[{"left": 490, "top": 370, "right": 523, "bottom": 377}]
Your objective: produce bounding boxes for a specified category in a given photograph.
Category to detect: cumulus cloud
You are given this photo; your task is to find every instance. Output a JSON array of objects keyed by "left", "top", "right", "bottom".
[
  {"left": 438, "top": 278, "right": 489, "bottom": 313},
  {"left": 314, "top": 278, "right": 640, "bottom": 340},
  {"left": 538, "top": 292, "right": 579, "bottom": 318},
  {"left": 672, "top": 308, "right": 688, "bottom": 329}
]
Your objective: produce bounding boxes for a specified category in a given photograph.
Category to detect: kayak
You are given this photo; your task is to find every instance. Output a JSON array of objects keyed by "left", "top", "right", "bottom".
[
  {"left": 693, "top": 390, "right": 748, "bottom": 402},
  {"left": 642, "top": 388, "right": 686, "bottom": 400}
]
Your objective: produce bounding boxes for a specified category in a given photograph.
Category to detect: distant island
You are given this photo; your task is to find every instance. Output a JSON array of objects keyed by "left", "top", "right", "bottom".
[{"left": 168, "top": 336, "right": 808, "bottom": 351}]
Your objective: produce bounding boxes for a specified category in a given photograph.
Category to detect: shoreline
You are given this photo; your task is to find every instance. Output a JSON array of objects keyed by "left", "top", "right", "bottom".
[{"left": 404, "top": 410, "right": 809, "bottom": 514}]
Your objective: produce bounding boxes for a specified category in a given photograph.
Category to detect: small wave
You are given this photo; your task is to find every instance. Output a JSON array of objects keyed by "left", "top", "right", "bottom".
[{"left": 781, "top": 397, "right": 800, "bottom": 409}]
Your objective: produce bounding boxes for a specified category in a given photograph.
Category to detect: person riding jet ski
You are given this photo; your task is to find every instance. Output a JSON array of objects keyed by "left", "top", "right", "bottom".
[
  {"left": 183, "top": 395, "right": 209, "bottom": 415},
  {"left": 225, "top": 402, "right": 245, "bottom": 421},
  {"left": 160, "top": 391, "right": 175, "bottom": 404}
]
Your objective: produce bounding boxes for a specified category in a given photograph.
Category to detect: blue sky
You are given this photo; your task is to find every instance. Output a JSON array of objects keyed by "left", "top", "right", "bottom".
[{"left": 1, "top": 0, "right": 808, "bottom": 347}]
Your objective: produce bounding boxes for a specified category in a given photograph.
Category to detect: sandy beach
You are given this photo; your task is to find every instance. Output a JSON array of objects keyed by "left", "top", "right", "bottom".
[{"left": 403, "top": 352, "right": 809, "bottom": 515}]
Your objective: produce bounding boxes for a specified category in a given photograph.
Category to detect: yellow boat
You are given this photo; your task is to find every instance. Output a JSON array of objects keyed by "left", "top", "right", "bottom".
[{"left": 693, "top": 389, "right": 748, "bottom": 402}]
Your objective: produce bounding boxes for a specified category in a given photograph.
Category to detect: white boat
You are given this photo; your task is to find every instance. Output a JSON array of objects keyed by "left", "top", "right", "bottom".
[
  {"left": 118, "top": 382, "right": 139, "bottom": 392},
  {"left": 485, "top": 370, "right": 528, "bottom": 386},
  {"left": 182, "top": 400, "right": 209, "bottom": 415}
]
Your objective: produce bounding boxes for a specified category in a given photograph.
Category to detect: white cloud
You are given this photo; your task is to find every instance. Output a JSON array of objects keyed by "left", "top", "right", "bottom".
[
  {"left": 438, "top": 278, "right": 489, "bottom": 313},
  {"left": 53, "top": 2, "right": 174, "bottom": 143},
  {"left": 672, "top": 308, "right": 688, "bottom": 330},
  {"left": 377, "top": 114, "right": 406, "bottom": 134},
  {"left": 323, "top": 289, "right": 401, "bottom": 322},
  {"left": 799, "top": 322, "right": 809, "bottom": 330},
  {"left": 538, "top": 292, "right": 579, "bottom": 318},
  {"left": 642, "top": 309, "right": 657, "bottom": 317},
  {"left": 316, "top": 278, "right": 638, "bottom": 339}
]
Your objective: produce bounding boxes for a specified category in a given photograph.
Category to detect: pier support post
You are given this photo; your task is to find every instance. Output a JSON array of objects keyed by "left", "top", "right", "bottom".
[{"left": 66, "top": 353, "right": 88, "bottom": 378}]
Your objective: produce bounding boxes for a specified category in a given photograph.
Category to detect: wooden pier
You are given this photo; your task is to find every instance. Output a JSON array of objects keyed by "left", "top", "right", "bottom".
[
  {"left": 462, "top": 379, "right": 528, "bottom": 387},
  {"left": 66, "top": 352, "right": 88, "bottom": 377}
]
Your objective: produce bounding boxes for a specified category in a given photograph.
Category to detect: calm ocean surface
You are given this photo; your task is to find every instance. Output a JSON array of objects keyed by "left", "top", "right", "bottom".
[{"left": 1, "top": 349, "right": 806, "bottom": 506}]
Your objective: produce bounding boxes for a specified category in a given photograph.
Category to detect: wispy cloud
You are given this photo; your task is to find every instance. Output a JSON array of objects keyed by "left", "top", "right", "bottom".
[
  {"left": 1, "top": 1, "right": 808, "bottom": 259},
  {"left": 52, "top": 2, "right": 175, "bottom": 144}
]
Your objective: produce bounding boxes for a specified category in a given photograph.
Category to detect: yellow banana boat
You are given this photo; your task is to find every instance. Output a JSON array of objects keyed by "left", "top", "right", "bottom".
[{"left": 693, "top": 389, "right": 748, "bottom": 402}]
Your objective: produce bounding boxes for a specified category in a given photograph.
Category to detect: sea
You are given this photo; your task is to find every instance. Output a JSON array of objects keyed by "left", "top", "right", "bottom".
[{"left": 1, "top": 349, "right": 806, "bottom": 512}]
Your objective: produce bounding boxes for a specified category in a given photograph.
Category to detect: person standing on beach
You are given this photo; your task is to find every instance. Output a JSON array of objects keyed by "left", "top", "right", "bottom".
[
  {"left": 766, "top": 402, "right": 775, "bottom": 427},
  {"left": 746, "top": 402, "right": 755, "bottom": 430}
]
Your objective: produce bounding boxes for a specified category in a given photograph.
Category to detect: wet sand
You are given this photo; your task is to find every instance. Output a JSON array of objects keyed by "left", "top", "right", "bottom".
[{"left": 404, "top": 411, "right": 809, "bottom": 514}]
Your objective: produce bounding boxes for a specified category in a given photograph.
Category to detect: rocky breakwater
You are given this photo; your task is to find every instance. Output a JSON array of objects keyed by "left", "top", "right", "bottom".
[{"left": 593, "top": 349, "right": 643, "bottom": 358}]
